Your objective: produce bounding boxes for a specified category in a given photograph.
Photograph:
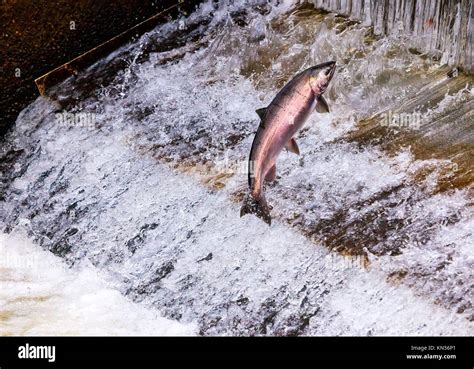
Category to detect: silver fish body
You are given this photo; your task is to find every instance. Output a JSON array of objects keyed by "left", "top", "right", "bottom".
[{"left": 241, "top": 61, "right": 336, "bottom": 225}]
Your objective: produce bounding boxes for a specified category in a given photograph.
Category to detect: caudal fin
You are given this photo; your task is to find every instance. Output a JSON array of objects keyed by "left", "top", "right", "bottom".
[{"left": 240, "top": 193, "right": 272, "bottom": 225}]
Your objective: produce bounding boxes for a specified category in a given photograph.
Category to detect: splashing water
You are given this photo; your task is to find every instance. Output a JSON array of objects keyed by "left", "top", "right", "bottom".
[
  {"left": 1, "top": 0, "right": 472, "bottom": 335},
  {"left": 0, "top": 231, "right": 196, "bottom": 335}
]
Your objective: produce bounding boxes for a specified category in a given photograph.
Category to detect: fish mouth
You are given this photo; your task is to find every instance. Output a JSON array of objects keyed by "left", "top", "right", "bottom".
[
  {"left": 311, "top": 60, "right": 336, "bottom": 70},
  {"left": 325, "top": 60, "right": 336, "bottom": 76},
  {"left": 309, "top": 60, "right": 336, "bottom": 79}
]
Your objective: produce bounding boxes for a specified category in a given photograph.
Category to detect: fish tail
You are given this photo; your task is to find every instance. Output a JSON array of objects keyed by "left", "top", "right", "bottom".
[{"left": 240, "top": 193, "right": 272, "bottom": 225}]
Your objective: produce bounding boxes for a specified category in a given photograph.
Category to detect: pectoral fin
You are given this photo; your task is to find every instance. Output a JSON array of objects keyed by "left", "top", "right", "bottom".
[
  {"left": 265, "top": 164, "right": 276, "bottom": 182},
  {"left": 285, "top": 138, "right": 300, "bottom": 155},
  {"left": 315, "top": 96, "right": 330, "bottom": 113}
]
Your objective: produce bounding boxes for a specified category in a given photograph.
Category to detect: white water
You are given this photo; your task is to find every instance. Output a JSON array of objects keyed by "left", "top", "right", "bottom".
[
  {"left": 0, "top": 231, "right": 196, "bottom": 335},
  {"left": 1, "top": 168, "right": 471, "bottom": 335},
  {"left": 1, "top": 0, "right": 473, "bottom": 335}
]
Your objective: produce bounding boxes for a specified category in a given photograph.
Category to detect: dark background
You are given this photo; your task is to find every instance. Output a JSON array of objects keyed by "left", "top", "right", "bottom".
[{"left": 0, "top": 0, "right": 202, "bottom": 136}]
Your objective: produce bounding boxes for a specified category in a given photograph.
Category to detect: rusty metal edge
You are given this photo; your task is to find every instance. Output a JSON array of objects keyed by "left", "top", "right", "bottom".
[{"left": 34, "top": 2, "right": 182, "bottom": 95}]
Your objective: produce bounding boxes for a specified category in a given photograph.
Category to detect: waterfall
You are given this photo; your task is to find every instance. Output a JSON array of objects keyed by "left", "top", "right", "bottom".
[
  {"left": 1, "top": 0, "right": 472, "bottom": 335},
  {"left": 310, "top": 0, "right": 473, "bottom": 72}
]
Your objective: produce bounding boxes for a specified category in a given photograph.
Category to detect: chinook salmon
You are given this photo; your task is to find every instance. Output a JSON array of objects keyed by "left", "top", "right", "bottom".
[{"left": 240, "top": 61, "right": 336, "bottom": 225}]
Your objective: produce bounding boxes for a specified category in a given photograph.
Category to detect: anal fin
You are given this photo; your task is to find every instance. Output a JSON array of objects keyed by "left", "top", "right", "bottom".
[
  {"left": 285, "top": 138, "right": 300, "bottom": 155},
  {"left": 265, "top": 164, "right": 276, "bottom": 182}
]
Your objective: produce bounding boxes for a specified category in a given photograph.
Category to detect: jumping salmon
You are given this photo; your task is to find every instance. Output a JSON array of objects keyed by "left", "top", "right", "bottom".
[{"left": 240, "top": 61, "right": 336, "bottom": 225}]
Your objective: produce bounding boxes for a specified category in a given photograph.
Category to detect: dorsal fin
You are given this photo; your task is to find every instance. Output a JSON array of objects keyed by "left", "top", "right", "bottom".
[{"left": 256, "top": 107, "right": 267, "bottom": 120}]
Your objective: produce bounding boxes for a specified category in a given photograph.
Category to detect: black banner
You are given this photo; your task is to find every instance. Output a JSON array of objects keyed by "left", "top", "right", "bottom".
[{"left": 0, "top": 336, "right": 472, "bottom": 369}]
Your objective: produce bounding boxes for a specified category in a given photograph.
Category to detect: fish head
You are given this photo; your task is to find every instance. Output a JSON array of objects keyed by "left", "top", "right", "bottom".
[{"left": 308, "top": 60, "right": 336, "bottom": 96}]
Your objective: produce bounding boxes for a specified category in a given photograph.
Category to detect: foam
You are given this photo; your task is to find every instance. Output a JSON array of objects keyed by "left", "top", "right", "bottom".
[{"left": 0, "top": 231, "right": 196, "bottom": 336}]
